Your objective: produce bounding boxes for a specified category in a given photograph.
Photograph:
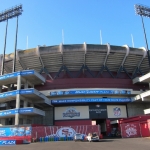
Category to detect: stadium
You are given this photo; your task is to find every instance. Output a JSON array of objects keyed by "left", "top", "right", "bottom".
[{"left": 1, "top": 43, "right": 150, "bottom": 137}]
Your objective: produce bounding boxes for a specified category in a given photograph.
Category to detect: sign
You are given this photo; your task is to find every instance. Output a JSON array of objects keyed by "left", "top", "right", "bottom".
[
  {"left": 0, "top": 127, "right": 31, "bottom": 137},
  {"left": 0, "top": 140, "right": 16, "bottom": 145},
  {"left": 89, "top": 105, "right": 107, "bottom": 119},
  {"left": 56, "top": 127, "right": 75, "bottom": 137},
  {"left": 107, "top": 105, "right": 127, "bottom": 118},
  {"left": 63, "top": 107, "right": 80, "bottom": 118},
  {"left": 113, "top": 107, "right": 121, "bottom": 117},
  {"left": 50, "top": 90, "right": 131, "bottom": 96},
  {"left": 0, "top": 108, "right": 33, "bottom": 117},
  {"left": 32, "top": 125, "right": 100, "bottom": 139},
  {"left": 0, "top": 89, "right": 34, "bottom": 99},
  {"left": 121, "top": 123, "right": 141, "bottom": 138},
  {"left": 55, "top": 106, "right": 89, "bottom": 120},
  {"left": 0, "top": 70, "right": 34, "bottom": 80},
  {"left": 52, "top": 98, "right": 131, "bottom": 104}
]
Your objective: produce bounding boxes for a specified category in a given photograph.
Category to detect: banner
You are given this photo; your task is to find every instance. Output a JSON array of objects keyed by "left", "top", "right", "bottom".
[
  {"left": 0, "top": 108, "right": 33, "bottom": 117},
  {"left": 89, "top": 105, "right": 107, "bottom": 119},
  {"left": 32, "top": 125, "right": 100, "bottom": 139},
  {"left": 52, "top": 98, "right": 131, "bottom": 104},
  {"left": 50, "top": 90, "right": 131, "bottom": 96},
  {"left": 0, "top": 140, "right": 16, "bottom": 145},
  {"left": 107, "top": 105, "right": 127, "bottom": 118},
  {"left": 55, "top": 106, "right": 89, "bottom": 120},
  {"left": 0, "top": 126, "right": 31, "bottom": 137},
  {"left": 121, "top": 123, "right": 141, "bottom": 138},
  {"left": 0, "top": 89, "right": 34, "bottom": 99},
  {"left": 0, "top": 70, "right": 34, "bottom": 80}
]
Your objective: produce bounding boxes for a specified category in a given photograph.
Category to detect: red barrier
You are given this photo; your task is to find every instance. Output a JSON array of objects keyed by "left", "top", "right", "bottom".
[
  {"left": 32, "top": 125, "right": 100, "bottom": 139},
  {"left": 120, "top": 123, "right": 141, "bottom": 138}
]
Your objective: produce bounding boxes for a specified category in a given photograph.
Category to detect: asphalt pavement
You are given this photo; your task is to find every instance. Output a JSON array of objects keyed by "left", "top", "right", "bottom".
[{"left": 0, "top": 138, "right": 150, "bottom": 150}]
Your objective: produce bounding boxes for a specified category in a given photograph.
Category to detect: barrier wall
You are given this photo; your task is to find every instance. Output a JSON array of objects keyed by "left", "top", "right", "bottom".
[
  {"left": 32, "top": 125, "right": 101, "bottom": 139},
  {"left": 0, "top": 126, "right": 32, "bottom": 142},
  {"left": 120, "top": 121, "right": 150, "bottom": 138}
]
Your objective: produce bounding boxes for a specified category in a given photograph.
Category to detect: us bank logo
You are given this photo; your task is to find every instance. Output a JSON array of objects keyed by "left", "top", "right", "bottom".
[
  {"left": 113, "top": 107, "right": 121, "bottom": 116},
  {"left": 63, "top": 107, "right": 80, "bottom": 118}
]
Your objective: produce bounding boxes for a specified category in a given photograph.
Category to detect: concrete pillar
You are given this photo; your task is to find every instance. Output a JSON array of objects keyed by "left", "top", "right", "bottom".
[
  {"left": 24, "top": 81, "right": 28, "bottom": 108},
  {"left": 15, "top": 75, "right": 21, "bottom": 125}
]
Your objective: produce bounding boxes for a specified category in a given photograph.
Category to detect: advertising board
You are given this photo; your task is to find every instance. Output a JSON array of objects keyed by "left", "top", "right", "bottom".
[
  {"left": 107, "top": 105, "right": 127, "bottom": 118},
  {"left": 55, "top": 106, "right": 89, "bottom": 120}
]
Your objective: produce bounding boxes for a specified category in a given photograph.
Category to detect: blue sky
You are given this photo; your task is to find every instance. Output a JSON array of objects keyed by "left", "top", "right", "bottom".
[{"left": 0, "top": 0, "right": 150, "bottom": 54}]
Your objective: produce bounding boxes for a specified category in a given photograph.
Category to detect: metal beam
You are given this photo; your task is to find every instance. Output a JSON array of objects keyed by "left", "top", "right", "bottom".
[
  {"left": 54, "top": 65, "right": 64, "bottom": 79},
  {"left": 123, "top": 67, "right": 132, "bottom": 79},
  {"left": 96, "top": 65, "right": 105, "bottom": 77},
  {"left": 85, "top": 65, "right": 95, "bottom": 77},
  {"left": 76, "top": 64, "right": 84, "bottom": 78}
]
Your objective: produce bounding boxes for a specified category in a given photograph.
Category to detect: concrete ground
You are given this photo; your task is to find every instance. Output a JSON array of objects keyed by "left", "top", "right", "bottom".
[{"left": 1, "top": 138, "right": 150, "bottom": 150}]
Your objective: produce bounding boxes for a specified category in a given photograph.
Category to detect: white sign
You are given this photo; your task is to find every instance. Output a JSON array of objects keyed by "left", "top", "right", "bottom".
[
  {"left": 107, "top": 105, "right": 127, "bottom": 118},
  {"left": 56, "top": 127, "right": 75, "bottom": 137},
  {"left": 55, "top": 106, "right": 89, "bottom": 120}
]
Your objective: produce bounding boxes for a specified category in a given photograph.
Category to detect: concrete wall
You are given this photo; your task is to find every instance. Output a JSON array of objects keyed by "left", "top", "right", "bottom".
[
  {"left": 33, "top": 107, "right": 53, "bottom": 125},
  {"left": 127, "top": 103, "right": 150, "bottom": 117}
]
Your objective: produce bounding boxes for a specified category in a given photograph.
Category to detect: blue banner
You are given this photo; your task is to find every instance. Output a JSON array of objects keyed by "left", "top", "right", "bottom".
[
  {"left": 0, "top": 108, "right": 33, "bottom": 117},
  {"left": 0, "top": 127, "right": 31, "bottom": 137},
  {"left": 0, "top": 89, "right": 34, "bottom": 99},
  {"left": 0, "top": 70, "right": 34, "bottom": 80},
  {"left": 19, "top": 108, "right": 33, "bottom": 114},
  {"left": 52, "top": 98, "right": 131, "bottom": 104},
  {"left": 0, "top": 140, "right": 16, "bottom": 145},
  {"left": 50, "top": 90, "right": 131, "bottom": 96}
]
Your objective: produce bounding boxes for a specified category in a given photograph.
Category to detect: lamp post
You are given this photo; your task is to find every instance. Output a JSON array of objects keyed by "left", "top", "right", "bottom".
[
  {"left": 135, "top": 4, "right": 150, "bottom": 68},
  {"left": 0, "top": 5, "right": 23, "bottom": 75}
]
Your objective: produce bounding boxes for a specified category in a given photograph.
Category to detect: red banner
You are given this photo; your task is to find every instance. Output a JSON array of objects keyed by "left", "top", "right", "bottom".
[
  {"left": 121, "top": 123, "right": 141, "bottom": 138},
  {"left": 32, "top": 125, "right": 100, "bottom": 139}
]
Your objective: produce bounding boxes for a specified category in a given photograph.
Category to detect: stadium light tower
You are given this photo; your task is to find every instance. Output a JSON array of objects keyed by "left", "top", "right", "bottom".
[
  {"left": 0, "top": 4, "right": 23, "bottom": 75},
  {"left": 135, "top": 4, "right": 150, "bottom": 68}
]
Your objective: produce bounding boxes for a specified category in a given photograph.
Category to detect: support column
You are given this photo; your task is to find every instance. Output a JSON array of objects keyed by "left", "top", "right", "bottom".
[
  {"left": 0, "top": 87, "right": 5, "bottom": 125},
  {"left": 15, "top": 75, "right": 21, "bottom": 125},
  {"left": 23, "top": 81, "right": 28, "bottom": 107}
]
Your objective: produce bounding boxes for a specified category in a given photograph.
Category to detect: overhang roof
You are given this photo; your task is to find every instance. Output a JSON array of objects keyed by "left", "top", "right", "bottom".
[
  {"left": 133, "top": 72, "right": 150, "bottom": 84},
  {"left": 0, "top": 107, "right": 45, "bottom": 118},
  {"left": 0, "top": 44, "right": 149, "bottom": 78},
  {"left": 0, "top": 70, "right": 45, "bottom": 86},
  {"left": 0, "top": 88, "right": 52, "bottom": 106}
]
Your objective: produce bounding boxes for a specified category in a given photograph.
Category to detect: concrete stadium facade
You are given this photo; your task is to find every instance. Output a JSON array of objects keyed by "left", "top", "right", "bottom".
[{"left": 0, "top": 43, "right": 150, "bottom": 135}]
